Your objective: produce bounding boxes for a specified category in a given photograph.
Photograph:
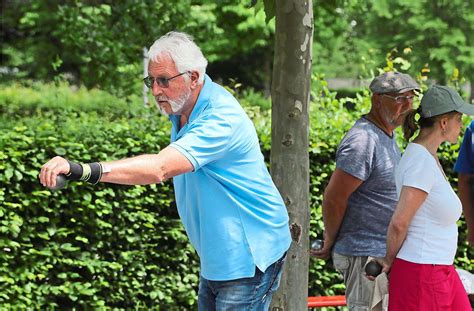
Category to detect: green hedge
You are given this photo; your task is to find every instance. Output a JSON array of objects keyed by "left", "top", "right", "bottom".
[
  {"left": 1, "top": 83, "right": 199, "bottom": 308},
  {"left": 1, "top": 82, "right": 472, "bottom": 308}
]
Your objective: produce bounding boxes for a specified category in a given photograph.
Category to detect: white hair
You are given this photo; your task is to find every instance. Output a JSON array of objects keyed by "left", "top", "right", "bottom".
[{"left": 147, "top": 31, "right": 208, "bottom": 84}]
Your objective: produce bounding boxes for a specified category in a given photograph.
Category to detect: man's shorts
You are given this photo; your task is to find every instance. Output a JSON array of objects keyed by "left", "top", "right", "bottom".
[{"left": 333, "top": 252, "right": 374, "bottom": 311}]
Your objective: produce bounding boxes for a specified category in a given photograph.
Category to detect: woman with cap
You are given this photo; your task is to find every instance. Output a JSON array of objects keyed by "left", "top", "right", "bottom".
[{"left": 381, "top": 85, "right": 474, "bottom": 310}]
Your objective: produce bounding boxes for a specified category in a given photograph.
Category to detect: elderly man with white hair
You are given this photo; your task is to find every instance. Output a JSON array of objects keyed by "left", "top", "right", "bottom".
[{"left": 39, "top": 31, "right": 291, "bottom": 310}]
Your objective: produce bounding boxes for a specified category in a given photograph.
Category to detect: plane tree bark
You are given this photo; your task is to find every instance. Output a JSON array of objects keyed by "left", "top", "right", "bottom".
[{"left": 269, "top": 0, "right": 313, "bottom": 310}]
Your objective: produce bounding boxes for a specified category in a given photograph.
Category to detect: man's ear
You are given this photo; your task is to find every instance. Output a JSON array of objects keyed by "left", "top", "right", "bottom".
[
  {"left": 372, "top": 93, "right": 382, "bottom": 106},
  {"left": 189, "top": 71, "right": 200, "bottom": 89}
]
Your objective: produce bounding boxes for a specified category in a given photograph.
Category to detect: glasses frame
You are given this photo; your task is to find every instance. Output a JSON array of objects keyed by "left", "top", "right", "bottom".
[
  {"left": 143, "top": 71, "right": 189, "bottom": 88},
  {"left": 382, "top": 94, "right": 415, "bottom": 104}
]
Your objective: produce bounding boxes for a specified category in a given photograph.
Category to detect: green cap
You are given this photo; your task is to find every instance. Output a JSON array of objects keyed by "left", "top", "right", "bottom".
[
  {"left": 369, "top": 71, "right": 420, "bottom": 94},
  {"left": 421, "top": 85, "right": 474, "bottom": 118}
]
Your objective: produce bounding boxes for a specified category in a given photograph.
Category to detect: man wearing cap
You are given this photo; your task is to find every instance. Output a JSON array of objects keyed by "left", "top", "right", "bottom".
[
  {"left": 454, "top": 120, "right": 474, "bottom": 246},
  {"left": 312, "top": 71, "right": 419, "bottom": 310}
]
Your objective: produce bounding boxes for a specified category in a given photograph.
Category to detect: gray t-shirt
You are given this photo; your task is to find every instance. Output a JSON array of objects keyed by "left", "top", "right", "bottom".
[{"left": 333, "top": 117, "right": 401, "bottom": 257}]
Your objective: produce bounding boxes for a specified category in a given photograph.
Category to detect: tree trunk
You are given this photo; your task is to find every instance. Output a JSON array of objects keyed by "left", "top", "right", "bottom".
[{"left": 270, "top": 0, "right": 313, "bottom": 310}]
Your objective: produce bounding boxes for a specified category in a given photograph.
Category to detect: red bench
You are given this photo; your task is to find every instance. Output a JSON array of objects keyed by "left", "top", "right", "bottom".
[{"left": 307, "top": 295, "right": 347, "bottom": 308}]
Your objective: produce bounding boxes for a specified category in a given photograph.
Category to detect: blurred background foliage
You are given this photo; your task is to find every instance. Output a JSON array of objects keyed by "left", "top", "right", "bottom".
[
  {"left": 1, "top": 0, "right": 473, "bottom": 308},
  {"left": 2, "top": 0, "right": 473, "bottom": 97}
]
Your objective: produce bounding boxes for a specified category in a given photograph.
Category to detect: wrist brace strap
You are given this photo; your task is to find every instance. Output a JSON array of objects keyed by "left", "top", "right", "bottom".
[{"left": 66, "top": 160, "right": 103, "bottom": 185}]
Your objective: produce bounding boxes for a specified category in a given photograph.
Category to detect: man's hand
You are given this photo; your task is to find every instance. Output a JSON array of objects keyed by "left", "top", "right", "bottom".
[
  {"left": 39, "top": 156, "right": 70, "bottom": 189},
  {"left": 310, "top": 236, "right": 333, "bottom": 260},
  {"left": 364, "top": 258, "right": 387, "bottom": 281}
]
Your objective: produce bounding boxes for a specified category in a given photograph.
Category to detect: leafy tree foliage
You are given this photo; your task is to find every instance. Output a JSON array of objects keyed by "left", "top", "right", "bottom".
[
  {"left": 1, "top": 1, "right": 274, "bottom": 95},
  {"left": 311, "top": 1, "right": 373, "bottom": 77},
  {"left": 1, "top": 1, "right": 191, "bottom": 96},
  {"left": 311, "top": 0, "right": 473, "bottom": 84},
  {"left": 2, "top": 1, "right": 472, "bottom": 94},
  {"left": 362, "top": 0, "right": 473, "bottom": 83},
  {"left": 183, "top": 1, "right": 275, "bottom": 92}
]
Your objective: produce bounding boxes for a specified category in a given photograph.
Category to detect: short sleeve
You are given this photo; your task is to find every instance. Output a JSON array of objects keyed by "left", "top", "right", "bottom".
[
  {"left": 170, "top": 112, "right": 232, "bottom": 171},
  {"left": 454, "top": 122, "right": 473, "bottom": 174},
  {"left": 400, "top": 156, "right": 436, "bottom": 193},
  {"left": 336, "top": 132, "right": 376, "bottom": 181}
]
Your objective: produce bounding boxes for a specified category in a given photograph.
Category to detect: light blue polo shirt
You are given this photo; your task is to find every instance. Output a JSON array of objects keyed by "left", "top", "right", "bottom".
[{"left": 169, "top": 75, "right": 291, "bottom": 281}]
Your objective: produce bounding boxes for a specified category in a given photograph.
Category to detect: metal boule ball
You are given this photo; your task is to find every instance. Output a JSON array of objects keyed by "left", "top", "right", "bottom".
[
  {"left": 365, "top": 260, "right": 382, "bottom": 277},
  {"left": 311, "top": 239, "right": 324, "bottom": 250},
  {"left": 49, "top": 174, "right": 67, "bottom": 191}
]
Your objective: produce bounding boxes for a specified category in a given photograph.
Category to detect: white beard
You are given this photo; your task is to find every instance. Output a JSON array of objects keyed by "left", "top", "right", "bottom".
[{"left": 156, "top": 88, "right": 192, "bottom": 116}]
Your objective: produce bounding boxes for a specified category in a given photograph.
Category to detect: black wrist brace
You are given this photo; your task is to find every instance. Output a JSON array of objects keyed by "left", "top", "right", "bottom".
[{"left": 66, "top": 160, "right": 103, "bottom": 185}]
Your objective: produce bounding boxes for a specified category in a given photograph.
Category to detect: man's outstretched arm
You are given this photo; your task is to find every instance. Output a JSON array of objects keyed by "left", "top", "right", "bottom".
[{"left": 39, "top": 146, "right": 194, "bottom": 188}]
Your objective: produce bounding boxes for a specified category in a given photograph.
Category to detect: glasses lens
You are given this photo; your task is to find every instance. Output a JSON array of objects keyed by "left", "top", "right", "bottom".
[
  {"left": 144, "top": 77, "right": 152, "bottom": 88},
  {"left": 395, "top": 95, "right": 414, "bottom": 103},
  {"left": 157, "top": 77, "right": 169, "bottom": 88}
]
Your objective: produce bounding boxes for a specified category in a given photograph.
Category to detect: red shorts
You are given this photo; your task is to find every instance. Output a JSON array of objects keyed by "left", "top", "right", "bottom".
[{"left": 388, "top": 258, "right": 471, "bottom": 311}]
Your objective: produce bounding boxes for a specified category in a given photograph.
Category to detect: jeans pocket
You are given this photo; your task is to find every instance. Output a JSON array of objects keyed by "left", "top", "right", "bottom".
[{"left": 258, "top": 253, "right": 287, "bottom": 301}]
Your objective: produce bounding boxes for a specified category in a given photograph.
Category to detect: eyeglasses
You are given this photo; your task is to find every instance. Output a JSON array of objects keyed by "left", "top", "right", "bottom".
[
  {"left": 143, "top": 71, "right": 189, "bottom": 88},
  {"left": 382, "top": 94, "right": 415, "bottom": 104}
]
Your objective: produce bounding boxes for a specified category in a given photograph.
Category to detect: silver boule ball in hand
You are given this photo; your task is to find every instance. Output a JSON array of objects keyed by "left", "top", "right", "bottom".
[{"left": 49, "top": 174, "right": 67, "bottom": 191}]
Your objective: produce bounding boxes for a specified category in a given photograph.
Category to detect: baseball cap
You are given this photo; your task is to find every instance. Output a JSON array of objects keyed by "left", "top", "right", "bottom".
[
  {"left": 369, "top": 71, "right": 420, "bottom": 94},
  {"left": 420, "top": 85, "right": 474, "bottom": 118}
]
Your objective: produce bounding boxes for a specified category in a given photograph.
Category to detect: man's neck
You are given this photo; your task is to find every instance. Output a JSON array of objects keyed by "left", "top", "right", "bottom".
[
  {"left": 365, "top": 111, "right": 394, "bottom": 137},
  {"left": 179, "top": 83, "right": 203, "bottom": 127}
]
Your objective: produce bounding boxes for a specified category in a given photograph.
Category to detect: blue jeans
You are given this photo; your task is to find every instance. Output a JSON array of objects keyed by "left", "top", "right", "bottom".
[{"left": 197, "top": 253, "right": 287, "bottom": 311}]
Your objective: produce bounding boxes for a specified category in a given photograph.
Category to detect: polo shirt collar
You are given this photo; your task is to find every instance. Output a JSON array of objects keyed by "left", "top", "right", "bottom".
[
  {"left": 169, "top": 74, "right": 212, "bottom": 135},
  {"left": 188, "top": 74, "right": 212, "bottom": 124}
]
